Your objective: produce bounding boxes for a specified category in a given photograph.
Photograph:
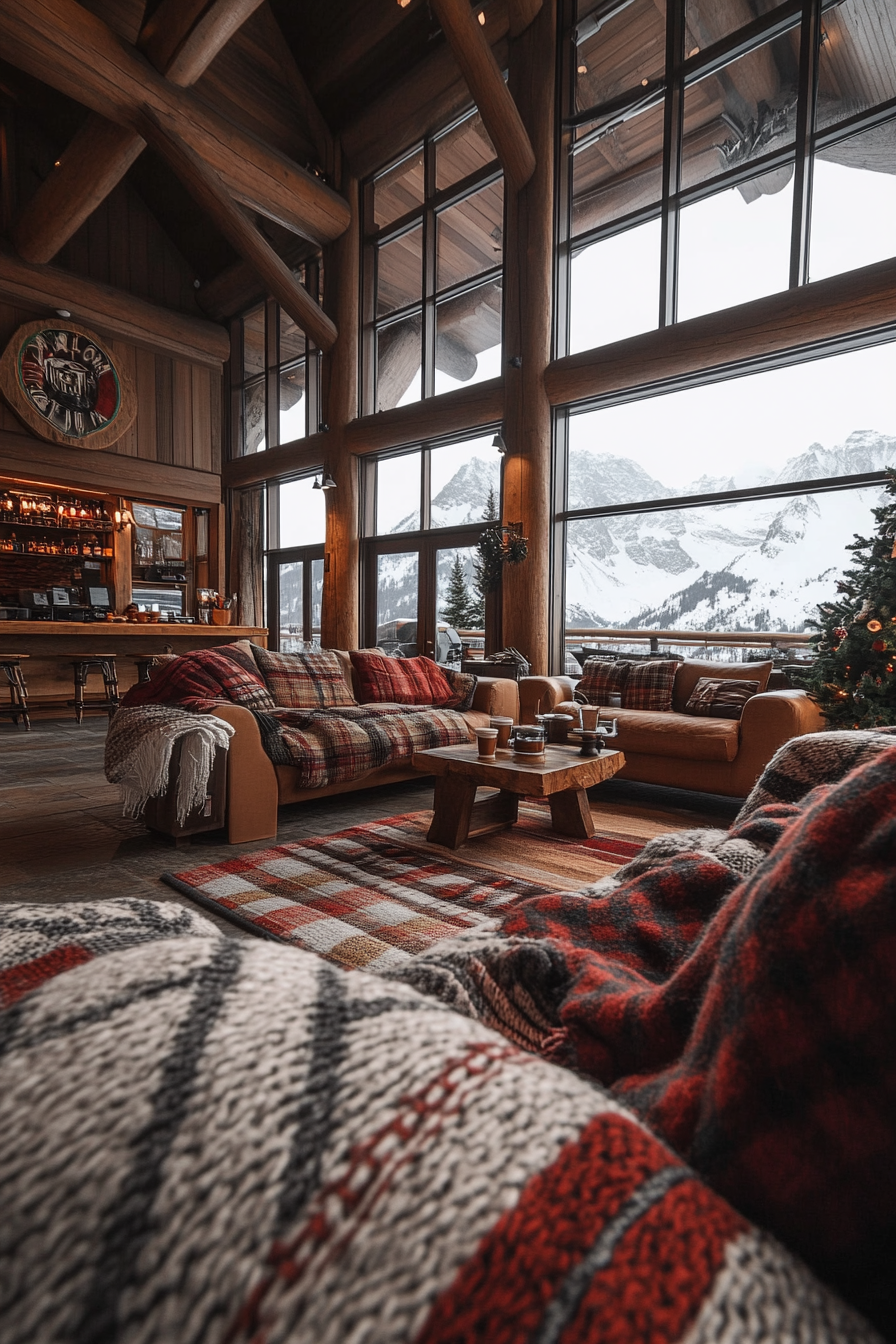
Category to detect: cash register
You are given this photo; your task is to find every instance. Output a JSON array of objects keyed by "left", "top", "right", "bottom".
[{"left": 18, "top": 586, "right": 112, "bottom": 621}]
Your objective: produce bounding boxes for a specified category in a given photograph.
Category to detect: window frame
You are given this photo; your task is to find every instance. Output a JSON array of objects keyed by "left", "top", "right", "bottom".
[
  {"left": 229, "top": 269, "right": 321, "bottom": 459},
  {"left": 558, "top": 0, "right": 896, "bottom": 356},
  {"left": 361, "top": 111, "right": 505, "bottom": 414}
]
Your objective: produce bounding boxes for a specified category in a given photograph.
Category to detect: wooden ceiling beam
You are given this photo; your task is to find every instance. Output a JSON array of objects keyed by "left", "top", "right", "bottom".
[
  {"left": 142, "top": 113, "right": 337, "bottom": 350},
  {"left": 507, "top": 0, "right": 543, "bottom": 37},
  {"left": 0, "top": 245, "right": 230, "bottom": 366},
  {"left": 13, "top": 0, "right": 266, "bottom": 265},
  {"left": 246, "top": 3, "right": 334, "bottom": 174},
  {"left": 0, "top": 0, "right": 350, "bottom": 245},
  {"left": 428, "top": 0, "right": 535, "bottom": 190}
]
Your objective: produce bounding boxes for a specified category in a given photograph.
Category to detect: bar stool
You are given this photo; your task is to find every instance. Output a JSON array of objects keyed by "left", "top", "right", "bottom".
[
  {"left": 134, "top": 656, "right": 158, "bottom": 684},
  {"left": 0, "top": 654, "right": 31, "bottom": 731},
  {"left": 69, "top": 655, "right": 120, "bottom": 724}
]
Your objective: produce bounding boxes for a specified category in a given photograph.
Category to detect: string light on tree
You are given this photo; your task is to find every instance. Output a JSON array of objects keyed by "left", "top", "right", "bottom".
[{"left": 800, "top": 468, "right": 896, "bottom": 729}]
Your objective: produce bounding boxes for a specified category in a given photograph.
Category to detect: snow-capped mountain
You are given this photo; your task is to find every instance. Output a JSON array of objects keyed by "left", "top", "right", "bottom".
[
  {"left": 566, "top": 431, "right": 895, "bottom": 631},
  {"left": 374, "top": 432, "right": 894, "bottom": 639}
]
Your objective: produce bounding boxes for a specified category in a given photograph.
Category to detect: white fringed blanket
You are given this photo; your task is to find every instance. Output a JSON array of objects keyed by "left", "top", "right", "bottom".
[{"left": 104, "top": 705, "right": 234, "bottom": 826}]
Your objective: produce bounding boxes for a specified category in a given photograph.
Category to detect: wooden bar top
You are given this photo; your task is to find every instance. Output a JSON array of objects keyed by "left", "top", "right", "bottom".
[{"left": 0, "top": 625, "right": 268, "bottom": 709}]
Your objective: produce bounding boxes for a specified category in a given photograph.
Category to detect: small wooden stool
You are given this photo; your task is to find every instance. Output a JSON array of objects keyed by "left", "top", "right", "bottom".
[
  {"left": 0, "top": 654, "right": 31, "bottom": 731},
  {"left": 69, "top": 655, "right": 120, "bottom": 724},
  {"left": 134, "top": 656, "right": 159, "bottom": 684}
]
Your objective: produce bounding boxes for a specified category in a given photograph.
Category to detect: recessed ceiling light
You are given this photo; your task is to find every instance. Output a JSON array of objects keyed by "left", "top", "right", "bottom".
[
  {"left": 55, "top": 309, "right": 71, "bottom": 318},
  {"left": 477, "top": 9, "right": 486, "bottom": 23}
]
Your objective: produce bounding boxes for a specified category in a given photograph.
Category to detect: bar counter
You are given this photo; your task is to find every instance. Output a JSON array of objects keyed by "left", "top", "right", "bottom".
[{"left": 0, "top": 623, "right": 268, "bottom": 708}]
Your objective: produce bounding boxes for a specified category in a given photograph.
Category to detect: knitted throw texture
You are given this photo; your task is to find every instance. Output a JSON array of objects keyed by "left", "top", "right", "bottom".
[
  {"left": 388, "top": 730, "right": 896, "bottom": 1337},
  {"left": 104, "top": 705, "right": 234, "bottom": 825},
  {"left": 0, "top": 899, "right": 881, "bottom": 1344}
]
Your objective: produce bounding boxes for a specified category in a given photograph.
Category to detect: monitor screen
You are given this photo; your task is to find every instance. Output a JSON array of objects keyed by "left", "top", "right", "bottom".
[{"left": 88, "top": 587, "right": 111, "bottom": 608}]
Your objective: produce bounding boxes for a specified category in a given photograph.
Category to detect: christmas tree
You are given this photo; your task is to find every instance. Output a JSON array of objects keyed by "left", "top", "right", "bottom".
[
  {"left": 802, "top": 468, "right": 896, "bottom": 728},
  {"left": 440, "top": 553, "right": 479, "bottom": 629}
]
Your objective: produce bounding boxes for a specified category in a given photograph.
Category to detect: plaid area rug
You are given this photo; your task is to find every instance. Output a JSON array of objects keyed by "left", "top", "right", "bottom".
[{"left": 162, "top": 805, "right": 655, "bottom": 972}]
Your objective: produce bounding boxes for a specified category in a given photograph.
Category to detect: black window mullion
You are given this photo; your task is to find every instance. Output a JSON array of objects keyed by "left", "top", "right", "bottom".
[
  {"left": 659, "top": 0, "right": 686, "bottom": 327},
  {"left": 790, "top": 0, "right": 823, "bottom": 288},
  {"left": 421, "top": 445, "right": 431, "bottom": 531},
  {"left": 422, "top": 138, "right": 437, "bottom": 400}
]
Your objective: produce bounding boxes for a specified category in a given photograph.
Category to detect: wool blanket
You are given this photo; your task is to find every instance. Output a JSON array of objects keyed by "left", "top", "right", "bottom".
[
  {"left": 120, "top": 643, "right": 472, "bottom": 789},
  {"left": 104, "top": 704, "right": 234, "bottom": 825},
  {"left": 0, "top": 900, "right": 880, "bottom": 1344},
  {"left": 388, "top": 731, "right": 896, "bottom": 1338},
  {"left": 253, "top": 702, "right": 472, "bottom": 790}
]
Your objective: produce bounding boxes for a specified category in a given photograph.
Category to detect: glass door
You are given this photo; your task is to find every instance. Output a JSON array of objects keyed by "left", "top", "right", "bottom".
[
  {"left": 267, "top": 546, "right": 324, "bottom": 650},
  {"left": 364, "top": 529, "right": 489, "bottom": 665}
]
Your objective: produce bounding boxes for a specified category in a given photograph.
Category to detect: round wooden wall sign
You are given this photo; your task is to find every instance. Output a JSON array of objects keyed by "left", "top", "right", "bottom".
[{"left": 0, "top": 320, "right": 137, "bottom": 450}]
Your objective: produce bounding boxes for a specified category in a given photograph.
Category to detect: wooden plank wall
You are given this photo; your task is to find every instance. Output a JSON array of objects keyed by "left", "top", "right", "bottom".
[
  {"left": 0, "top": 299, "right": 222, "bottom": 476},
  {"left": 0, "top": 109, "right": 224, "bottom": 488}
]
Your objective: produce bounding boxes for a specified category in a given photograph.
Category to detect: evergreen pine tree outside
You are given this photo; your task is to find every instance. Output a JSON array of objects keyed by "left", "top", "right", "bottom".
[
  {"left": 471, "top": 485, "right": 500, "bottom": 623},
  {"left": 801, "top": 468, "right": 896, "bottom": 728},
  {"left": 441, "top": 553, "right": 479, "bottom": 629}
]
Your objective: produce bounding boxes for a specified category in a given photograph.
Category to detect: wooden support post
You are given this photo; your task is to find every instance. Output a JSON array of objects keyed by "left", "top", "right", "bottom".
[
  {"left": 500, "top": 0, "right": 556, "bottom": 674},
  {"left": 141, "top": 113, "right": 337, "bottom": 351},
  {"left": 320, "top": 174, "right": 360, "bottom": 651},
  {"left": 429, "top": 0, "right": 536, "bottom": 191},
  {"left": 0, "top": 0, "right": 350, "bottom": 245}
]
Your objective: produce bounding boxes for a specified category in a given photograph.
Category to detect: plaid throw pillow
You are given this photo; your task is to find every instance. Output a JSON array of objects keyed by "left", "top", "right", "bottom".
[
  {"left": 685, "top": 677, "right": 760, "bottom": 720},
  {"left": 440, "top": 664, "right": 477, "bottom": 711},
  {"left": 351, "top": 651, "right": 470, "bottom": 708},
  {"left": 622, "top": 660, "right": 678, "bottom": 711},
  {"left": 577, "top": 659, "right": 631, "bottom": 706},
  {"left": 253, "top": 647, "right": 357, "bottom": 709}
]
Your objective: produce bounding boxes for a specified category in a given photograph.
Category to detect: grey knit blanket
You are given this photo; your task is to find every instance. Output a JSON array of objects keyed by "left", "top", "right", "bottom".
[{"left": 0, "top": 899, "right": 879, "bottom": 1344}]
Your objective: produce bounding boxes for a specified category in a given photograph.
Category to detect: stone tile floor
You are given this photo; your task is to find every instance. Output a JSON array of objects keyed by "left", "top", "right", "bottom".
[{"left": 0, "top": 716, "right": 741, "bottom": 939}]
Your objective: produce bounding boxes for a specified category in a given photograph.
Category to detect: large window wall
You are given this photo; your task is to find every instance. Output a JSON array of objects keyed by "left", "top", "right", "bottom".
[
  {"left": 557, "top": 337, "right": 896, "bottom": 656},
  {"left": 362, "top": 111, "right": 504, "bottom": 413},
  {"left": 561, "top": 0, "right": 896, "bottom": 353},
  {"left": 556, "top": 0, "right": 896, "bottom": 666}
]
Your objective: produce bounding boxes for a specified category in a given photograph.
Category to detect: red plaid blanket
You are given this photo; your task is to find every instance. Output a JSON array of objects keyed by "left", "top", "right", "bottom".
[
  {"left": 391, "top": 744, "right": 896, "bottom": 1338},
  {"left": 120, "top": 645, "right": 472, "bottom": 789},
  {"left": 255, "top": 703, "right": 471, "bottom": 789}
]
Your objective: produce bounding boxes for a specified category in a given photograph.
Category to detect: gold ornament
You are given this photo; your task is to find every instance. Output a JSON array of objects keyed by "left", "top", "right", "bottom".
[{"left": 868, "top": 619, "right": 882, "bottom": 632}]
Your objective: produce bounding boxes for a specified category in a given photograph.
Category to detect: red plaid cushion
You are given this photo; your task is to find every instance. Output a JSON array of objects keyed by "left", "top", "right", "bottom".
[
  {"left": 622, "top": 660, "right": 678, "bottom": 711},
  {"left": 685, "top": 677, "right": 760, "bottom": 720},
  {"left": 350, "top": 652, "right": 469, "bottom": 708},
  {"left": 254, "top": 648, "right": 357, "bottom": 709},
  {"left": 577, "top": 659, "right": 631, "bottom": 706}
]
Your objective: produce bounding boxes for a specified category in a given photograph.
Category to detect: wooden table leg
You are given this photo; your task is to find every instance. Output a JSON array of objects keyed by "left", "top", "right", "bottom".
[
  {"left": 427, "top": 773, "right": 479, "bottom": 848},
  {"left": 548, "top": 786, "right": 595, "bottom": 839}
]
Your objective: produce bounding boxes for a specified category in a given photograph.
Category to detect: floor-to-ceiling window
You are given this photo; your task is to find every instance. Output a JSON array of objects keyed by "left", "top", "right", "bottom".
[
  {"left": 362, "top": 110, "right": 505, "bottom": 412},
  {"left": 556, "top": 0, "right": 896, "bottom": 663}
]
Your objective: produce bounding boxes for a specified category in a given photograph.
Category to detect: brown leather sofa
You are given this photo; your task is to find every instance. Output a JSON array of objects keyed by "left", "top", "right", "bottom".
[
  {"left": 212, "top": 650, "right": 520, "bottom": 843},
  {"left": 519, "top": 659, "right": 825, "bottom": 798}
]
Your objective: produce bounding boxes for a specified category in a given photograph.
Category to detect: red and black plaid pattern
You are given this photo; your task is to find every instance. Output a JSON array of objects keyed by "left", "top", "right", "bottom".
[
  {"left": 1, "top": 900, "right": 875, "bottom": 1344},
  {"left": 685, "top": 676, "right": 760, "bottom": 719},
  {"left": 120, "top": 644, "right": 275, "bottom": 712},
  {"left": 255, "top": 702, "right": 471, "bottom": 789},
  {"left": 622, "top": 659, "right": 678, "bottom": 711},
  {"left": 577, "top": 658, "right": 631, "bottom": 705},
  {"left": 351, "top": 650, "right": 469, "bottom": 708},
  {"left": 456, "top": 745, "right": 896, "bottom": 1335},
  {"left": 252, "top": 647, "right": 357, "bottom": 709}
]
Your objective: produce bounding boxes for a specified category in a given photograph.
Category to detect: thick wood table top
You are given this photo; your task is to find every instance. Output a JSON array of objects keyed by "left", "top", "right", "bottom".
[{"left": 412, "top": 742, "right": 624, "bottom": 797}]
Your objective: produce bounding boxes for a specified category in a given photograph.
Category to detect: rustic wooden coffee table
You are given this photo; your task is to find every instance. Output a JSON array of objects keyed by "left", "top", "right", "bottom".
[{"left": 412, "top": 743, "right": 625, "bottom": 849}]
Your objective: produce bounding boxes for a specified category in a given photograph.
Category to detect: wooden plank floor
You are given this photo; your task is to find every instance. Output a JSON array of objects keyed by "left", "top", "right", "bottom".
[{"left": 0, "top": 716, "right": 741, "bottom": 938}]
